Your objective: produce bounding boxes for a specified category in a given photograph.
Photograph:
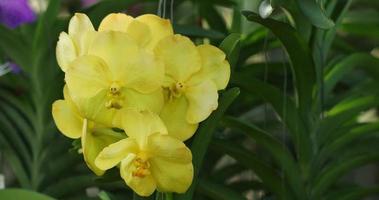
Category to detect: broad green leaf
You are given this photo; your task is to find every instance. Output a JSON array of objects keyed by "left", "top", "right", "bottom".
[
  {"left": 197, "top": 178, "right": 246, "bottom": 200},
  {"left": 0, "top": 189, "right": 55, "bottom": 200},
  {"left": 222, "top": 117, "right": 305, "bottom": 198},
  {"left": 242, "top": 11, "right": 316, "bottom": 122},
  {"left": 175, "top": 88, "right": 240, "bottom": 200},
  {"left": 219, "top": 33, "right": 241, "bottom": 69},
  {"left": 295, "top": 0, "right": 334, "bottom": 29}
]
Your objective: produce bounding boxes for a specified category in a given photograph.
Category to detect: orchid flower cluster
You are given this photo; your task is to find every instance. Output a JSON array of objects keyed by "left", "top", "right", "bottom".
[{"left": 52, "top": 13, "right": 230, "bottom": 196}]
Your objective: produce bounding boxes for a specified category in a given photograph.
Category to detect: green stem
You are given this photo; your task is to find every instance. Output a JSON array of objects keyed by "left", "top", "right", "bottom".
[{"left": 133, "top": 193, "right": 154, "bottom": 200}]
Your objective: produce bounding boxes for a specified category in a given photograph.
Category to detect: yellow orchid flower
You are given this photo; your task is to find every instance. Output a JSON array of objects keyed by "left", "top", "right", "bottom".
[
  {"left": 95, "top": 110, "right": 193, "bottom": 196},
  {"left": 155, "top": 34, "right": 230, "bottom": 141},
  {"left": 52, "top": 86, "right": 125, "bottom": 175},
  {"left": 56, "top": 13, "right": 96, "bottom": 72},
  {"left": 98, "top": 13, "right": 173, "bottom": 50},
  {"left": 65, "top": 31, "right": 164, "bottom": 128}
]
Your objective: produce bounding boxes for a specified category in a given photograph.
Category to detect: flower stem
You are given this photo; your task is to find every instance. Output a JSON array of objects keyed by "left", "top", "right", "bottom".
[{"left": 133, "top": 193, "right": 154, "bottom": 200}]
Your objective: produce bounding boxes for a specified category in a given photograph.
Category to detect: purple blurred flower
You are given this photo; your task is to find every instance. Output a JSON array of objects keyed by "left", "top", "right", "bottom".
[
  {"left": 9, "top": 62, "right": 21, "bottom": 74},
  {"left": 0, "top": 0, "right": 36, "bottom": 28}
]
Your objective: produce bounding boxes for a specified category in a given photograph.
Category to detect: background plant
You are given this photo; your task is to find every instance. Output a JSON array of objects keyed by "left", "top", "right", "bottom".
[{"left": 0, "top": 0, "right": 379, "bottom": 200}]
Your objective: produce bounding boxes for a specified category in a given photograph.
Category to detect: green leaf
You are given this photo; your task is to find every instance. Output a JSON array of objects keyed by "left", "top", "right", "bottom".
[
  {"left": 199, "top": 4, "right": 228, "bottom": 34},
  {"left": 242, "top": 11, "right": 316, "bottom": 122},
  {"left": 211, "top": 163, "right": 246, "bottom": 182},
  {"left": 317, "top": 122, "right": 379, "bottom": 165},
  {"left": 174, "top": 24, "right": 225, "bottom": 40},
  {"left": 295, "top": 0, "right": 335, "bottom": 29},
  {"left": 312, "top": 153, "right": 379, "bottom": 198},
  {"left": 219, "top": 33, "right": 241, "bottom": 69},
  {"left": 325, "top": 185, "right": 379, "bottom": 200},
  {"left": 222, "top": 117, "right": 305, "bottom": 198},
  {"left": 43, "top": 175, "right": 96, "bottom": 197},
  {"left": 327, "top": 95, "right": 379, "bottom": 116},
  {"left": 175, "top": 88, "right": 240, "bottom": 200},
  {"left": 32, "top": 0, "right": 61, "bottom": 65},
  {"left": 230, "top": 76, "right": 311, "bottom": 165},
  {"left": 84, "top": 0, "right": 140, "bottom": 27},
  {"left": 0, "top": 189, "right": 55, "bottom": 200},
  {"left": 197, "top": 178, "right": 246, "bottom": 200},
  {"left": 324, "top": 53, "right": 379, "bottom": 94},
  {"left": 0, "top": 25, "right": 31, "bottom": 72},
  {"left": 0, "top": 135, "right": 30, "bottom": 188},
  {"left": 210, "top": 139, "right": 289, "bottom": 199}
]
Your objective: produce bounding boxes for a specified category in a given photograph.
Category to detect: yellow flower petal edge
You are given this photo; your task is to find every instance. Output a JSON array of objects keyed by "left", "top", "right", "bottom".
[
  {"left": 99, "top": 13, "right": 173, "bottom": 50},
  {"left": 82, "top": 119, "right": 125, "bottom": 176},
  {"left": 185, "top": 80, "right": 219, "bottom": 124},
  {"left": 155, "top": 34, "right": 201, "bottom": 82},
  {"left": 160, "top": 95, "right": 198, "bottom": 141},
  {"left": 56, "top": 32, "right": 77, "bottom": 72},
  {"left": 98, "top": 13, "right": 133, "bottom": 32},
  {"left": 136, "top": 14, "right": 174, "bottom": 50},
  {"left": 189, "top": 44, "right": 231, "bottom": 90},
  {"left": 52, "top": 99, "right": 82, "bottom": 139},
  {"left": 56, "top": 13, "right": 95, "bottom": 72},
  {"left": 68, "top": 13, "right": 95, "bottom": 35}
]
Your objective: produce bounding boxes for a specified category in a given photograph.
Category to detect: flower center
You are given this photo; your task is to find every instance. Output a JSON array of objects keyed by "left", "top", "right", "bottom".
[
  {"left": 168, "top": 82, "right": 186, "bottom": 100},
  {"left": 105, "top": 82, "right": 123, "bottom": 109},
  {"left": 132, "top": 157, "right": 150, "bottom": 178}
]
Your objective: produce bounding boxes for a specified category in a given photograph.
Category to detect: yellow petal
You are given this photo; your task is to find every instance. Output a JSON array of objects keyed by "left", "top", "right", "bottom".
[
  {"left": 136, "top": 14, "right": 174, "bottom": 50},
  {"left": 123, "top": 88, "right": 164, "bottom": 114},
  {"left": 70, "top": 30, "right": 97, "bottom": 58},
  {"left": 52, "top": 100, "right": 82, "bottom": 139},
  {"left": 65, "top": 55, "right": 111, "bottom": 100},
  {"left": 160, "top": 96, "right": 198, "bottom": 141},
  {"left": 82, "top": 120, "right": 124, "bottom": 176},
  {"left": 126, "top": 20, "right": 151, "bottom": 47},
  {"left": 98, "top": 13, "right": 133, "bottom": 32},
  {"left": 148, "top": 134, "right": 193, "bottom": 193},
  {"left": 155, "top": 34, "right": 201, "bottom": 82},
  {"left": 148, "top": 134, "right": 192, "bottom": 163},
  {"left": 95, "top": 138, "right": 139, "bottom": 170},
  {"left": 122, "top": 109, "right": 167, "bottom": 148},
  {"left": 68, "top": 13, "right": 94, "bottom": 35},
  {"left": 120, "top": 154, "right": 157, "bottom": 196},
  {"left": 56, "top": 32, "right": 77, "bottom": 72},
  {"left": 185, "top": 80, "right": 218, "bottom": 124},
  {"left": 188, "top": 44, "right": 231, "bottom": 90},
  {"left": 88, "top": 32, "right": 163, "bottom": 93},
  {"left": 122, "top": 50, "right": 164, "bottom": 93}
]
